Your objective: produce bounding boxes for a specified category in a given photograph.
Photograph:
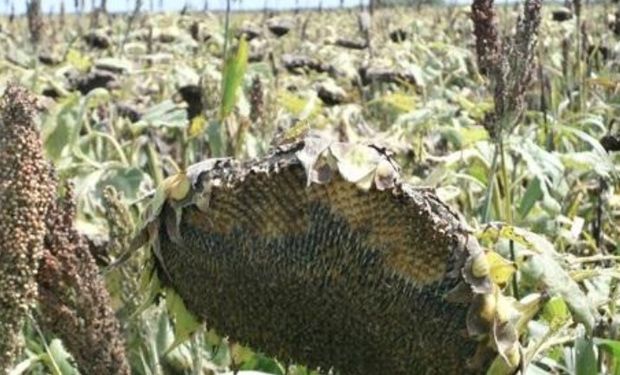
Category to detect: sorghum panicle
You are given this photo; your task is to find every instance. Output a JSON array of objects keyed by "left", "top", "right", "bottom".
[
  {"left": 0, "top": 85, "right": 55, "bottom": 371},
  {"left": 37, "top": 183, "right": 130, "bottom": 375}
]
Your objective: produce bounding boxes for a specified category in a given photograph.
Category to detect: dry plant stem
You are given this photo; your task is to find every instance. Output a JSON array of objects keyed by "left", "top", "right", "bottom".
[
  {"left": 119, "top": 0, "right": 143, "bottom": 56},
  {"left": 0, "top": 85, "right": 55, "bottom": 372},
  {"left": 26, "top": 0, "right": 43, "bottom": 46},
  {"left": 27, "top": 0, "right": 43, "bottom": 92}
]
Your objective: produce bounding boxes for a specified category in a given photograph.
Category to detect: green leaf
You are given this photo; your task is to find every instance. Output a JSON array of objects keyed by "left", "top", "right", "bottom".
[
  {"left": 95, "top": 166, "right": 152, "bottom": 203},
  {"left": 521, "top": 253, "right": 595, "bottom": 333},
  {"left": 541, "top": 296, "right": 570, "bottom": 330},
  {"left": 41, "top": 339, "right": 79, "bottom": 375},
  {"left": 143, "top": 184, "right": 168, "bottom": 226},
  {"left": 136, "top": 100, "right": 189, "bottom": 129},
  {"left": 164, "top": 288, "right": 203, "bottom": 355},
  {"left": 42, "top": 94, "right": 81, "bottom": 163},
  {"left": 518, "top": 177, "right": 543, "bottom": 219},
  {"left": 220, "top": 36, "right": 249, "bottom": 120},
  {"left": 329, "top": 143, "right": 381, "bottom": 187},
  {"left": 486, "top": 251, "right": 516, "bottom": 285},
  {"left": 560, "top": 151, "right": 614, "bottom": 179},
  {"left": 129, "top": 266, "right": 162, "bottom": 320},
  {"left": 575, "top": 335, "right": 597, "bottom": 375},
  {"left": 10, "top": 356, "right": 41, "bottom": 375},
  {"left": 595, "top": 338, "right": 620, "bottom": 375}
]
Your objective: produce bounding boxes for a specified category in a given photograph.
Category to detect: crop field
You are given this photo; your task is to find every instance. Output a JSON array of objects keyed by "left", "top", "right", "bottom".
[{"left": 0, "top": 1, "right": 619, "bottom": 374}]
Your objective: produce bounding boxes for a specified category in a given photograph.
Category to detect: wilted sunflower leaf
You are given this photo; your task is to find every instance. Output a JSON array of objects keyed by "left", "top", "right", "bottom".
[
  {"left": 513, "top": 293, "right": 544, "bottom": 333},
  {"left": 486, "top": 251, "right": 516, "bottom": 286},
  {"left": 492, "top": 320, "right": 519, "bottom": 368},
  {"left": 480, "top": 223, "right": 556, "bottom": 255},
  {"left": 467, "top": 293, "right": 495, "bottom": 336},
  {"left": 374, "top": 159, "right": 398, "bottom": 190},
  {"left": 295, "top": 136, "right": 332, "bottom": 185},
  {"left": 463, "top": 256, "right": 494, "bottom": 294},
  {"left": 480, "top": 223, "right": 533, "bottom": 250},
  {"left": 494, "top": 293, "right": 519, "bottom": 324},
  {"left": 163, "top": 202, "right": 184, "bottom": 245},
  {"left": 471, "top": 252, "right": 490, "bottom": 278},
  {"left": 84, "top": 87, "right": 111, "bottom": 108},
  {"left": 163, "top": 173, "right": 191, "bottom": 201},
  {"left": 462, "top": 238, "right": 494, "bottom": 294},
  {"left": 188, "top": 115, "right": 207, "bottom": 139},
  {"left": 330, "top": 143, "right": 381, "bottom": 184},
  {"left": 486, "top": 354, "right": 516, "bottom": 375}
]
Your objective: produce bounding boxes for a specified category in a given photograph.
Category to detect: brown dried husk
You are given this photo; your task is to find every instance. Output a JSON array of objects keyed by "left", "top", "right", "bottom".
[{"left": 152, "top": 137, "right": 509, "bottom": 374}]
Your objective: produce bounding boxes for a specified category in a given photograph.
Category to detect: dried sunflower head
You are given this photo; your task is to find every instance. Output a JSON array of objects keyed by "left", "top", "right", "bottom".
[{"left": 139, "top": 136, "right": 519, "bottom": 374}]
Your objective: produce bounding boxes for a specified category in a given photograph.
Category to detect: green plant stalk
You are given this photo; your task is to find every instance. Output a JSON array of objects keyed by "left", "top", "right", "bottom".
[
  {"left": 30, "top": 315, "right": 63, "bottom": 375},
  {"left": 499, "top": 138, "right": 519, "bottom": 299},
  {"left": 82, "top": 131, "right": 130, "bottom": 166},
  {"left": 146, "top": 142, "right": 164, "bottom": 186},
  {"left": 31, "top": 43, "right": 40, "bottom": 92},
  {"left": 492, "top": 171, "right": 503, "bottom": 220},
  {"left": 482, "top": 142, "right": 500, "bottom": 222},
  {"left": 498, "top": 139, "right": 512, "bottom": 224}
]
